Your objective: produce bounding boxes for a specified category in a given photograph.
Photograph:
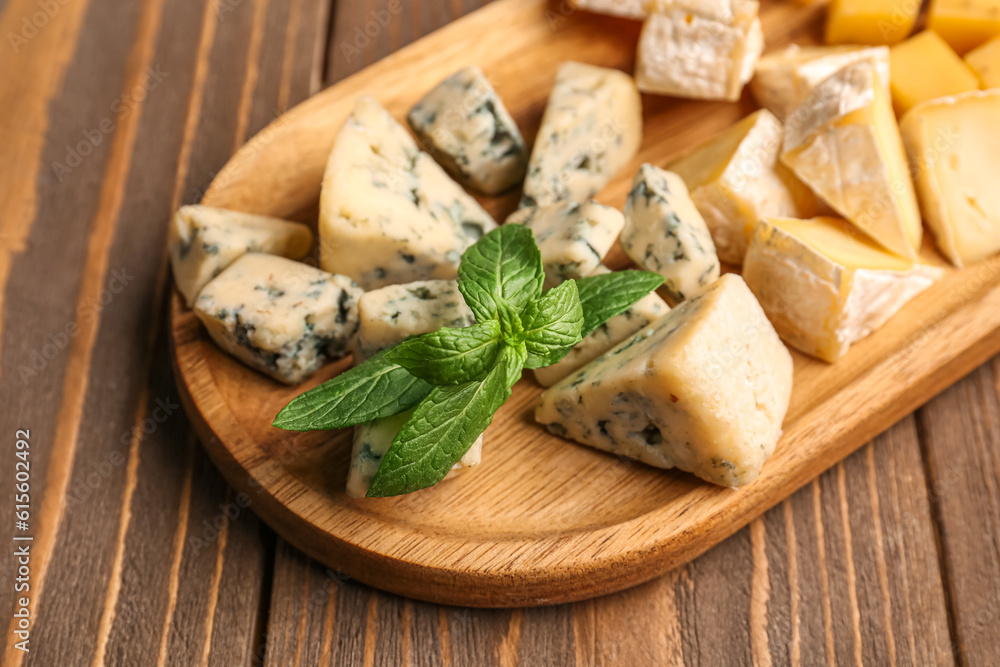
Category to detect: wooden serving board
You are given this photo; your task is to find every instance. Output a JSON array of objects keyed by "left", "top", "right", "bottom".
[{"left": 170, "top": 0, "right": 1000, "bottom": 607}]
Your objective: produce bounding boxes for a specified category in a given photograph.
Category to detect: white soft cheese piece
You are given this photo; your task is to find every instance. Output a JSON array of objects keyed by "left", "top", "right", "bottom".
[
  {"left": 743, "top": 217, "right": 943, "bottom": 363},
  {"left": 319, "top": 95, "right": 497, "bottom": 290},
  {"left": 781, "top": 61, "right": 922, "bottom": 260},
  {"left": 194, "top": 254, "right": 362, "bottom": 385},
  {"left": 407, "top": 66, "right": 527, "bottom": 196},
  {"left": 169, "top": 205, "right": 312, "bottom": 307},
  {"left": 536, "top": 273, "right": 793, "bottom": 488},
  {"left": 751, "top": 45, "right": 890, "bottom": 122},
  {"left": 667, "top": 109, "right": 817, "bottom": 265},
  {"left": 533, "top": 265, "right": 670, "bottom": 387},
  {"left": 636, "top": 0, "right": 763, "bottom": 102},
  {"left": 521, "top": 62, "right": 642, "bottom": 208},
  {"left": 621, "top": 164, "right": 720, "bottom": 303},
  {"left": 900, "top": 90, "right": 1000, "bottom": 268},
  {"left": 569, "top": 0, "right": 646, "bottom": 19},
  {"left": 347, "top": 279, "right": 481, "bottom": 498},
  {"left": 506, "top": 200, "right": 625, "bottom": 289}
]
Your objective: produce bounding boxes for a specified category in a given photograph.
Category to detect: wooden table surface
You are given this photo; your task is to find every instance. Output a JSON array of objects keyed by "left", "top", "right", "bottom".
[{"left": 1, "top": 0, "right": 998, "bottom": 664}]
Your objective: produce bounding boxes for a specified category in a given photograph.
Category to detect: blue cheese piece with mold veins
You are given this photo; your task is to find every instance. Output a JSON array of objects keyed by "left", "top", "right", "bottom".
[
  {"left": 521, "top": 62, "right": 642, "bottom": 208},
  {"left": 194, "top": 253, "right": 362, "bottom": 385},
  {"left": 621, "top": 165, "right": 720, "bottom": 304},
  {"left": 169, "top": 205, "right": 312, "bottom": 307},
  {"left": 536, "top": 274, "right": 793, "bottom": 488},
  {"left": 506, "top": 200, "right": 624, "bottom": 289},
  {"left": 407, "top": 66, "right": 527, "bottom": 196},
  {"left": 319, "top": 95, "right": 497, "bottom": 290},
  {"left": 534, "top": 266, "right": 670, "bottom": 387}
]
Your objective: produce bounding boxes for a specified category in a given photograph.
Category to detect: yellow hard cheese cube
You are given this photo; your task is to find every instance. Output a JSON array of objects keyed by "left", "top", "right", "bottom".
[
  {"left": 825, "top": 0, "right": 920, "bottom": 46},
  {"left": 901, "top": 90, "right": 1000, "bottom": 267},
  {"left": 965, "top": 34, "right": 1000, "bottom": 86},
  {"left": 889, "top": 31, "right": 981, "bottom": 115},
  {"left": 928, "top": 0, "right": 1000, "bottom": 54}
]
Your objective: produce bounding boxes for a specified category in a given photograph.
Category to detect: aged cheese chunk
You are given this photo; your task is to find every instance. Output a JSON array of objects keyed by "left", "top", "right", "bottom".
[
  {"left": 889, "top": 31, "right": 981, "bottom": 115},
  {"left": 782, "top": 62, "right": 923, "bottom": 260},
  {"left": 407, "top": 66, "right": 527, "bottom": 196},
  {"left": 169, "top": 205, "right": 312, "bottom": 307},
  {"left": 751, "top": 44, "right": 890, "bottom": 121},
  {"left": 668, "top": 109, "right": 817, "bottom": 265},
  {"left": 636, "top": 0, "right": 764, "bottom": 101},
  {"left": 319, "top": 96, "right": 496, "bottom": 290},
  {"left": 900, "top": 90, "right": 1000, "bottom": 267},
  {"left": 743, "top": 217, "right": 943, "bottom": 362},
  {"left": 194, "top": 254, "right": 362, "bottom": 384},
  {"left": 825, "top": 0, "right": 919, "bottom": 45},
  {"left": 536, "top": 273, "right": 793, "bottom": 488},
  {"left": 521, "top": 62, "right": 642, "bottom": 208},
  {"left": 533, "top": 265, "right": 670, "bottom": 387},
  {"left": 965, "top": 34, "right": 1000, "bottom": 86},
  {"left": 928, "top": 0, "right": 1000, "bottom": 55},
  {"left": 621, "top": 165, "right": 719, "bottom": 303},
  {"left": 506, "top": 200, "right": 624, "bottom": 289},
  {"left": 569, "top": 0, "right": 646, "bottom": 19}
]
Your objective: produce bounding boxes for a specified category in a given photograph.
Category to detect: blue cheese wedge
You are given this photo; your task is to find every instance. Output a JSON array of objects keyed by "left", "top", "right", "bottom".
[
  {"left": 194, "top": 254, "right": 362, "bottom": 384},
  {"left": 536, "top": 273, "right": 793, "bottom": 488},
  {"left": 534, "top": 266, "right": 670, "bottom": 387},
  {"left": 319, "top": 95, "right": 497, "bottom": 290},
  {"left": 521, "top": 62, "right": 642, "bottom": 208},
  {"left": 506, "top": 200, "right": 625, "bottom": 289},
  {"left": 621, "top": 164, "right": 720, "bottom": 304},
  {"left": 743, "top": 217, "right": 943, "bottom": 362},
  {"left": 169, "top": 205, "right": 312, "bottom": 307},
  {"left": 407, "top": 66, "right": 527, "bottom": 196}
]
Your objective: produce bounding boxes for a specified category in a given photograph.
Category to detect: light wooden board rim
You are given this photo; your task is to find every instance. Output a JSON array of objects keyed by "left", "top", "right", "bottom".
[{"left": 171, "top": 0, "right": 1000, "bottom": 607}]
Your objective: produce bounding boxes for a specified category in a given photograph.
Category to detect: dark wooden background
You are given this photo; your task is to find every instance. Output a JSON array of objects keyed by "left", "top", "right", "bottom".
[{"left": 0, "top": 0, "right": 998, "bottom": 664}]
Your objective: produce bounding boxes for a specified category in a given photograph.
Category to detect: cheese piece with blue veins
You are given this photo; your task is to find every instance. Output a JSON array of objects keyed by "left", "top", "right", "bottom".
[
  {"left": 169, "top": 205, "right": 312, "bottom": 307},
  {"left": 621, "top": 164, "right": 720, "bottom": 304},
  {"left": 407, "top": 66, "right": 527, "bottom": 196},
  {"left": 506, "top": 200, "right": 625, "bottom": 289},
  {"left": 194, "top": 253, "right": 362, "bottom": 385},
  {"left": 536, "top": 274, "right": 793, "bottom": 488},
  {"left": 319, "top": 95, "right": 497, "bottom": 290}
]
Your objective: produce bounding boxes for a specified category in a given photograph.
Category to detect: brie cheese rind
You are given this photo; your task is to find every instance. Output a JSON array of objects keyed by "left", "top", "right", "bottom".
[
  {"left": 743, "top": 217, "right": 943, "bottom": 363},
  {"left": 537, "top": 273, "right": 793, "bottom": 488},
  {"left": 667, "top": 109, "right": 817, "bottom": 265},
  {"left": 636, "top": 0, "right": 764, "bottom": 102},
  {"left": 621, "top": 164, "right": 720, "bottom": 304},
  {"left": 169, "top": 205, "right": 312, "bottom": 307},
  {"left": 407, "top": 66, "right": 527, "bottom": 196},
  {"left": 319, "top": 95, "right": 496, "bottom": 290},
  {"left": 506, "top": 200, "right": 624, "bottom": 289},
  {"left": 751, "top": 44, "right": 891, "bottom": 121},
  {"left": 781, "top": 61, "right": 923, "bottom": 260},
  {"left": 194, "top": 254, "right": 362, "bottom": 385},
  {"left": 521, "top": 62, "right": 642, "bottom": 208},
  {"left": 569, "top": 0, "right": 646, "bottom": 19}
]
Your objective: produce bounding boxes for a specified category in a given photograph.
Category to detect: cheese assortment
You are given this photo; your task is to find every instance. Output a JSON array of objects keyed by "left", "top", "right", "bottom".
[
  {"left": 636, "top": 0, "right": 763, "bottom": 101},
  {"left": 965, "top": 35, "right": 1000, "bottom": 86},
  {"left": 743, "top": 217, "right": 943, "bottom": 362},
  {"left": 668, "top": 109, "right": 817, "bottom": 265},
  {"left": 319, "top": 95, "right": 496, "bottom": 290},
  {"left": 824, "top": 0, "right": 919, "bottom": 45},
  {"left": 928, "top": 0, "right": 1000, "bottom": 55},
  {"left": 407, "top": 66, "right": 527, "bottom": 196},
  {"left": 536, "top": 274, "right": 793, "bottom": 488},
  {"left": 506, "top": 200, "right": 625, "bottom": 289},
  {"left": 193, "top": 254, "right": 363, "bottom": 384},
  {"left": 888, "top": 31, "right": 981, "bottom": 115},
  {"left": 169, "top": 205, "right": 312, "bottom": 307},
  {"left": 620, "top": 164, "right": 720, "bottom": 303},
  {"left": 901, "top": 90, "right": 1000, "bottom": 268}
]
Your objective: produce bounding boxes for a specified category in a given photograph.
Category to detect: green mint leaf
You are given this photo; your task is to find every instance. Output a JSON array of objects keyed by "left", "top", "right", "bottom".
[
  {"left": 384, "top": 320, "right": 502, "bottom": 385},
  {"left": 458, "top": 224, "right": 544, "bottom": 324},
  {"left": 366, "top": 345, "right": 522, "bottom": 497},
  {"left": 576, "top": 270, "right": 665, "bottom": 337},
  {"left": 272, "top": 349, "right": 431, "bottom": 431},
  {"left": 519, "top": 281, "right": 584, "bottom": 369},
  {"left": 500, "top": 341, "right": 527, "bottom": 389}
]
